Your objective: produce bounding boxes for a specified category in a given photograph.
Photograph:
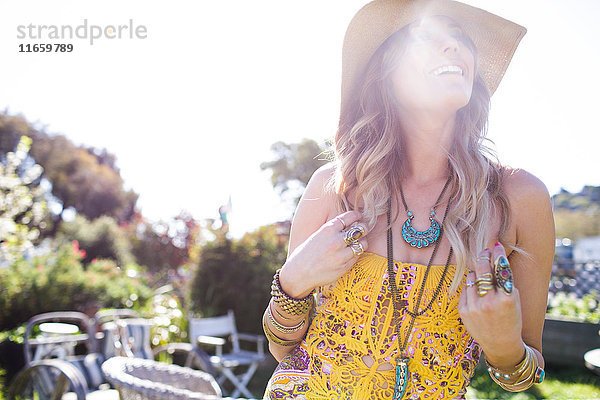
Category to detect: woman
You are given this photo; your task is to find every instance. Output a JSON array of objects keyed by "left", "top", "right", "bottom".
[{"left": 263, "top": 0, "right": 554, "bottom": 398}]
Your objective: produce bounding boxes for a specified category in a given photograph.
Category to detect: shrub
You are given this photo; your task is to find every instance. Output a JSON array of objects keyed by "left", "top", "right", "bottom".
[
  {"left": 57, "top": 215, "right": 134, "bottom": 266},
  {"left": 188, "top": 225, "right": 287, "bottom": 334},
  {"left": 0, "top": 241, "right": 152, "bottom": 331},
  {"left": 546, "top": 290, "right": 600, "bottom": 323}
]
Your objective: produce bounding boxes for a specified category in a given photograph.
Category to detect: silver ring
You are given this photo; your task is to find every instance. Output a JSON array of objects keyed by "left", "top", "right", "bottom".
[
  {"left": 344, "top": 225, "right": 365, "bottom": 245},
  {"left": 335, "top": 216, "right": 346, "bottom": 231},
  {"left": 466, "top": 279, "right": 475, "bottom": 287},
  {"left": 350, "top": 241, "right": 364, "bottom": 256}
]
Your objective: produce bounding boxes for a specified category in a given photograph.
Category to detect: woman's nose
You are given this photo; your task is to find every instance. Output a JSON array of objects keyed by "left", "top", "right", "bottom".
[{"left": 441, "top": 35, "right": 460, "bottom": 53}]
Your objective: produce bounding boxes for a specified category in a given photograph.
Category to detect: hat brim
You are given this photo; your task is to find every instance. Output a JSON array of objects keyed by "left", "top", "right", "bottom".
[{"left": 340, "top": 0, "right": 526, "bottom": 118}]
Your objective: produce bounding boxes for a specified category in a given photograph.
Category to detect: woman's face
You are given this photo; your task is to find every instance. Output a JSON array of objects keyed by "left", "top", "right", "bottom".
[{"left": 390, "top": 16, "right": 476, "bottom": 115}]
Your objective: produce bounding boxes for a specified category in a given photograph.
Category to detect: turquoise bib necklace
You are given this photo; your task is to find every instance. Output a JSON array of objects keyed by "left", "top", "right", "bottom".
[
  {"left": 387, "top": 195, "right": 453, "bottom": 399},
  {"left": 399, "top": 176, "right": 451, "bottom": 249}
]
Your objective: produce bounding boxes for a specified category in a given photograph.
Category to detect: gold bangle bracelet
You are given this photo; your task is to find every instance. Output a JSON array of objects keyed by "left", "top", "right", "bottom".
[
  {"left": 486, "top": 346, "right": 530, "bottom": 380},
  {"left": 262, "top": 313, "right": 302, "bottom": 347},
  {"left": 488, "top": 346, "right": 544, "bottom": 391},
  {"left": 271, "top": 300, "right": 302, "bottom": 322},
  {"left": 267, "top": 303, "right": 306, "bottom": 334}
]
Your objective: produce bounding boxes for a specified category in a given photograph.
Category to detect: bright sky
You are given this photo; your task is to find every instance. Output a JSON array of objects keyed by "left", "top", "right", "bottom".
[{"left": 1, "top": 0, "right": 599, "bottom": 237}]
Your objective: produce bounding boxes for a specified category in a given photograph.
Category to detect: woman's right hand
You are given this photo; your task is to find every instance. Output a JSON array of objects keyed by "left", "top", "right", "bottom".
[{"left": 278, "top": 210, "right": 368, "bottom": 298}]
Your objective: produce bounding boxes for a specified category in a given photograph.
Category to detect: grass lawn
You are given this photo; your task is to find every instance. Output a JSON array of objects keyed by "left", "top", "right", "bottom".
[
  {"left": 3, "top": 359, "right": 599, "bottom": 399},
  {"left": 467, "top": 364, "right": 600, "bottom": 399}
]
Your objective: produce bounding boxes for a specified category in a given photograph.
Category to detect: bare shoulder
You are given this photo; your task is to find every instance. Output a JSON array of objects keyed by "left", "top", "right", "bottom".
[
  {"left": 302, "top": 162, "right": 337, "bottom": 199},
  {"left": 288, "top": 163, "right": 338, "bottom": 253},
  {"left": 501, "top": 167, "right": 554, "bottom": 250},
  {"left": 502, "top": 167, "right": 551, "bottom": 208}
]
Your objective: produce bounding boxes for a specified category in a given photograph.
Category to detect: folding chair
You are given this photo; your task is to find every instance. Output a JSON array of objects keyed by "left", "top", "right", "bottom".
[
  {"left": 189, "top": 310, "right": 265, "bottom": 398},
  {"left": 116, "top": 318, "right": 154, "bottom": 359},
  {"left": 94, "top": 309, "right": 141, "bottom": 359}
]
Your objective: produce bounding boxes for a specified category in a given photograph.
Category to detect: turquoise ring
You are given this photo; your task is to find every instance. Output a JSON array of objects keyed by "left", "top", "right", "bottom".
[{"left": 494, "top": 255, "right": 513, "bottom": 295}]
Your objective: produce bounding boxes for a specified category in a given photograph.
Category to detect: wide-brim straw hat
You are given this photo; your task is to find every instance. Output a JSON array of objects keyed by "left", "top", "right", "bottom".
[{"left": 340, "top": 0, "right": 527, "bottom": 118}]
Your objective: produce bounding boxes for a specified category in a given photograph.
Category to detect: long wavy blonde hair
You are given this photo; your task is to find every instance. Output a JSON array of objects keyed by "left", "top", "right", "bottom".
[{"left": 331, "top": 23, "right": 512, "bottom": 294}]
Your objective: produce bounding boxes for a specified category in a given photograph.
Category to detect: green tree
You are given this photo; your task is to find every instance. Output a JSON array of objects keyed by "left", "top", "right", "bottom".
[
  {"left": 260, "top": 139, "right": 329, "bottom": 208},
  {"left": 0, "top": 136, "right": 47, "bottom": 264},
  {"left": 0, "top": 111, "right": 138, "bottom": 226},
  {"left": 188, "top": 224, "right": 287, "bottom": 333},
  {"left": 30, "top": 132, "right": 138, "bottom": 223}
]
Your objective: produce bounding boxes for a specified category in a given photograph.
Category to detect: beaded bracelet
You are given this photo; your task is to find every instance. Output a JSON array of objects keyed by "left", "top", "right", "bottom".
[
  {"left": 270, "top": 269, "right": 314, "bottom": 316},
  {"left": 267, "top": 303, "right": 306, "bottom": 334},
  {"left": 262, "top": 313, "right": 303, "bottom": 347}
]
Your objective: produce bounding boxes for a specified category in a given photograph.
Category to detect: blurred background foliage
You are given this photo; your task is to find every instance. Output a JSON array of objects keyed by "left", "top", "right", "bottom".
[
  {"left": 0, "top": 240, "right": 152, "bottom": 331},
  {"left": 188, "top": 224, "right": 287, "bottom": 334},
  {"left": 2, "top": 110, "right": 600, "bottom": 398}
]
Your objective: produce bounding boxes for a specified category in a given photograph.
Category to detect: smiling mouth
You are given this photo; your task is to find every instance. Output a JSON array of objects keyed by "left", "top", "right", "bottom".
[{"left": 432, "top": 65, "right": 464, "bottom": 76}]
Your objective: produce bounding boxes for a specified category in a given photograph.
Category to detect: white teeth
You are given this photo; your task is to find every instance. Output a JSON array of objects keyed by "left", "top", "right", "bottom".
[{"left": 433, "top": 65, "right": 463, "bottom": 76}]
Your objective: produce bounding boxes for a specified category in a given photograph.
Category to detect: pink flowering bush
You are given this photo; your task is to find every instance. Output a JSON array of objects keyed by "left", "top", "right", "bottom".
[{"left": 0, "top": 240, "right": 152, "bottom": 331}]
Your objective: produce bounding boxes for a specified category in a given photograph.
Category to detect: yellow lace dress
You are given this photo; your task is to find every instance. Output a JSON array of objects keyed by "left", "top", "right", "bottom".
[{"left": 264, "top": 252, "right": 481, "bottom": 399}]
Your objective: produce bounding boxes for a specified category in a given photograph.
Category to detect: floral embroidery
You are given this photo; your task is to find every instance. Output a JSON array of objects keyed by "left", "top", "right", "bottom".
[{"left": 265, "top": 253, "right": 481, "bottom": 400}]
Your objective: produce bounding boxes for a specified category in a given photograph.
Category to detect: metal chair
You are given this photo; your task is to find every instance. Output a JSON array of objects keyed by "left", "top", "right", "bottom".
[
  {"left": 94, "top": 309, "right": 140, "bottom": 326},
  {"left": 8, "top": 311, "right": 118, "bottom": 400},
  {"left": 188, "top": 310, "right": 265, "bottom": 399},
  {"left": 94, "top": 309, "right": 142, "bottom": 359},
  {"left": 117, "top": 318, "right": 154, "bottom": 359}
]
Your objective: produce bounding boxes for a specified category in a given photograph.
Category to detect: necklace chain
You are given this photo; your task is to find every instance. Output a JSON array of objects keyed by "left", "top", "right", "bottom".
[
  {"left": 387, "top": 197, "right": 453, "bottom": 356},
  {"left": 399, "top": 176, "right": 452, "bottom": 215}
]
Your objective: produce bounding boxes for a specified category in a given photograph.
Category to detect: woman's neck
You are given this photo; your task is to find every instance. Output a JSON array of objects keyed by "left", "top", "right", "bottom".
[{"left": 399, "top": 109, "right": 455, "bottom": 186}]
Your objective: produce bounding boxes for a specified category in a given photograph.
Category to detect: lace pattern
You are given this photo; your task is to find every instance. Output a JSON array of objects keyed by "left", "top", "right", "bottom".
[{"left": 265, "top": 253, "right": 481, "bottom": 399}]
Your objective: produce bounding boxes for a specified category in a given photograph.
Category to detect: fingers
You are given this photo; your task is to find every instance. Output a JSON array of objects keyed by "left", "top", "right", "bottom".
[
  {"left": 343, "top": 238, "right": 368, "bottom": 266},
  {"left": 473, "top": 248, "right": 492, "bottom": 277},
  {"left": 329, "top": 211, "right": 363, "bottom": 231},
  {"left": 461, "top": 270, "right": 477, "bottom": 308}
]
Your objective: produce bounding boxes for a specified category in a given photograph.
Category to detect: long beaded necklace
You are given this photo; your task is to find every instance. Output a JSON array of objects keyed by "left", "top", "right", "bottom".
[
  {"left": 400, "top": 176, "right": 452, "bottom": 249},
  {"left": 387, "top": 195, "right": 453, "bottom": 400}
]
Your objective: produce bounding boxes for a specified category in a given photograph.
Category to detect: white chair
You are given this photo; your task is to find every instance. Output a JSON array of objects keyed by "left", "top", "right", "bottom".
[{"left": 188, "top": 310, "right": 265, "bottom": 398}]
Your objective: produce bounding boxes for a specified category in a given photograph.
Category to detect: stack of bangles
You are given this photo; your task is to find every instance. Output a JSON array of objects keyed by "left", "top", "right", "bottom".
[
  {"left": 486, "top": 345, "right": 545, "bottom": 391},
  {"left": 263, "top": 269, "right": 314, "bottom": 347}
]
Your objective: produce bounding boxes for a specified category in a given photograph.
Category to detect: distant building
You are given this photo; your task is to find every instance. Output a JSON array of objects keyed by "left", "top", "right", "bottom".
[
  {"left": 574, "top": 236, "right": 600, "bottom": 263},
  {"left": 555, "top": 238, "right": 573, "bottom": 261}
]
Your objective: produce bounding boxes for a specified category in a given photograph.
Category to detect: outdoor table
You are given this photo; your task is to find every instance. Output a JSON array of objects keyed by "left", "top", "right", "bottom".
[
  {"left": 584, "top": 348, "right": 600, "bottom": 376},
  {"left": 102, "top": 357, "right": 247, "bottom": 400}
]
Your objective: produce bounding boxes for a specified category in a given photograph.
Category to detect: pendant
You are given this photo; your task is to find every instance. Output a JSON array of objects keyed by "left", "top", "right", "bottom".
[
  {"left": 401, "top": 210, "right": 440, "bottom": 249},
  {"left": 393, "top": 357, "right": 409, "bottom": 400}
]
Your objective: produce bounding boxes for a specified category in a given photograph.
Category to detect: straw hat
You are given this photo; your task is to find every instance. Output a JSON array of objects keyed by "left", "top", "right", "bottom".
[{"left": 340, "top": 0, "right": 526, "bottom": 118}]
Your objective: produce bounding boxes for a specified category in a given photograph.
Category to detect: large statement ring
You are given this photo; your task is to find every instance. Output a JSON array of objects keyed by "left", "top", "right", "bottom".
[
  {"left": 494, "top": 255, "right": 514, "bottom": 295},
  {"left": 350, "top": 241, "right": 364, "bottom": 256},
  {"left": 335, "top": 216, "right": 346, "bottom": 231},
  {"left": 344, "top": 225, "right": 365, "bottom": 245}
]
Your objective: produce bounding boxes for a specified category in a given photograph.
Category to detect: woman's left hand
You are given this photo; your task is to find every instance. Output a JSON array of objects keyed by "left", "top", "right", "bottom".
[{"left": 458, "top": 242, "right": 525, "bottom": 367}]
